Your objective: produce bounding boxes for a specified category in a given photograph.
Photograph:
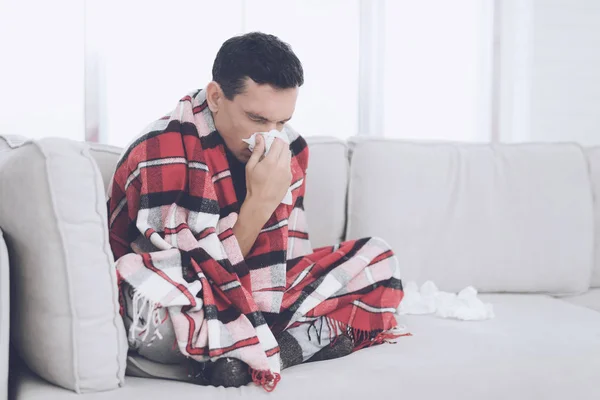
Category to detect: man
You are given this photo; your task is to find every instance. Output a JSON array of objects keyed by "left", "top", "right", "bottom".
[{"left": 108, "top": 32, "right": 405, "bottom": 390}]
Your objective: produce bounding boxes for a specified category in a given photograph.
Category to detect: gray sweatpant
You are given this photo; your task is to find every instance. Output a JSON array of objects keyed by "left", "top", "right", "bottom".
[{"left": 122, "top": 285, "right": 331, "bottom": 380}]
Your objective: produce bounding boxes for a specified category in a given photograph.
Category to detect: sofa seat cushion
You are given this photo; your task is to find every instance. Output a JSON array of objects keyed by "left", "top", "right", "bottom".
[
  {"left": 12, "top": 295, "right": 600, "bottom": 400},
  {"left": 561, "top": 288, "right": 600, "bottom": 312}
]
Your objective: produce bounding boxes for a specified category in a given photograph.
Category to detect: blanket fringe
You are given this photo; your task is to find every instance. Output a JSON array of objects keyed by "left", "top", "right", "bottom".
[
  {"left": 251, "top": 369, "right": 281, "bottom": 392},
  {"left": 130, "top": 290, "right": 164, "bottom": 344},
  {"left": 325, "top": 317, "right": 412, "bottom": 351}
]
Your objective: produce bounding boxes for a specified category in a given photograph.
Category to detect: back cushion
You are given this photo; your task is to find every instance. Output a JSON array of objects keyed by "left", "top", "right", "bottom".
[
  {"left": 87, "top": 143, "right": 123, "bottom": 197},
  {"left": 586, "top": 146, "right": 600, "bottom": 287},
  {"left": 89, "top": 136, "right": 349, "bottom": 249},
  {"left": 0, "top": 137, "right": 127, "bottom": 393},
  {"left": 0, "top": 134, "right": 29, "bottom": 167},
  {"left": 304, "top": 137, "right": 348, "bottom": 248},
  {"left": 346, "top": 138, "right": 593, "bottom": 294}
]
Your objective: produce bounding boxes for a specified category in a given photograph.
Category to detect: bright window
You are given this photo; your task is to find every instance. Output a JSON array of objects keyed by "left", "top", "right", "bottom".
[
  {"left": 244, "top": 0, "right": 360, "bottom": 139},
  {"left": 1, "top": 1, "right": 495, "bottom": 145},
  {"left": 383, "top": 0, "right": 493, "bottom": 142},
  {"left": 0, "top": 0, "right": 85, "bottom": 141},
  {"left": 97, "top": 1, "right": 244, "bottom": 147}
]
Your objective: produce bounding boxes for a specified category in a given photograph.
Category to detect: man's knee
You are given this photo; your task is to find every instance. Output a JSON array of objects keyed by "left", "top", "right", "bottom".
[{"left": 368, "top": 236, "right": 395, "bottom": 256}]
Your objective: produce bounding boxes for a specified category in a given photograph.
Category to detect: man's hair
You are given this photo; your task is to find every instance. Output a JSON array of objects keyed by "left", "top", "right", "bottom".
[{"left": 212, "top": 32, "right": 304, "bottom": 100}]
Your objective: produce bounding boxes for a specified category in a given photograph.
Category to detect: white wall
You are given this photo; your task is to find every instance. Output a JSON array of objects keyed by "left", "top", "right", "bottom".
[
  {"left": 499, "top": 0, "right": 600, "bottom": 145},
  {"left": 244, "top": 0, "right": 360, "bottom": 139},
  {"left": 0, "top": 0, "right": 85, "bottom": 141},
  {"left": 96, "top": 0, "right": 243, "bottom": 147}
]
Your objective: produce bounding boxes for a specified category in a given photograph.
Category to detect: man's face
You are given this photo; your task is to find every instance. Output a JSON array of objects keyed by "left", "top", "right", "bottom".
[{"left": 211, "top": 78, "right": 298, "bottom": 163}]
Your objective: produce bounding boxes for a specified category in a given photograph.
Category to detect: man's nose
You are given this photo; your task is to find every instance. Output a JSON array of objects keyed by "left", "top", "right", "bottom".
[{"left": 265, "top": 122, "right": 278, "bottom": 132}]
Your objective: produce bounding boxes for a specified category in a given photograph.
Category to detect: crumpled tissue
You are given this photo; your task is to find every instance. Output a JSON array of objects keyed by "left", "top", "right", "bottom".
[
  {"left": 397, "top": 281, "right": 495, "bottom": 321},
  {"left": 243, "top": 129, "right": 293, "bottom": 205}
]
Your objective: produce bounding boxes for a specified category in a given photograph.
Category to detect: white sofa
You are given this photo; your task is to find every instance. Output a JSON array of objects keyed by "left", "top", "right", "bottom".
[{"left": 1, "top": 135, "right": 600, "bottom": 400}]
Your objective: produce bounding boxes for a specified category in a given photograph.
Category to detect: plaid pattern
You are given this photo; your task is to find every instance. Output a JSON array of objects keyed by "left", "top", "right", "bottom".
[{"left": 108, "top": 89, "right": 405, "bottom": 391}]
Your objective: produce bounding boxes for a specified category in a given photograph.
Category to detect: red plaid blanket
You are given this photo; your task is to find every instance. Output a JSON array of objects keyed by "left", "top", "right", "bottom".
[{"left": 108, "top": 89, "right": 405, "bottom": 390}]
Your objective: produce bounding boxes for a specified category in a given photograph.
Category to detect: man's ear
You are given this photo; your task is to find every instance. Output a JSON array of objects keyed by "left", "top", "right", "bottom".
[{"left": 206, "top": 81, "right": 223, "bottom": 113}]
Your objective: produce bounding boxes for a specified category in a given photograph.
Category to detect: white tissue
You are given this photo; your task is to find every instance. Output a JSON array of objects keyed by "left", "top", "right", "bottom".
[
  {"left": 243, "top": 129, "right": 289, "bottom": 153},
  {"left": 397, "top": 281, "right": 494, "bottom": 321},
  {"left": 243, "top": 129, "right": 293, "bottom": 205}
]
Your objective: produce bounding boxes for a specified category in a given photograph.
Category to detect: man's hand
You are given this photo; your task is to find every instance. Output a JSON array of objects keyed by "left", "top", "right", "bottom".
[
  {"left": 246, "top": 135, "right": 292, "bottom": 214},
  {"left": 233, "top": 135, "right": 292, "bottom": 257}
]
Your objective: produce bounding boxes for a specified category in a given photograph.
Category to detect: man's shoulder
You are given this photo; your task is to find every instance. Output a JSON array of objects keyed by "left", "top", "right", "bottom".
[
  {"left": 285, "top": 125, "right": 308, "bottom": 152},
  {"left": 283, "top": 124, "right": 302, "bottom": 142},
  {"left": 285, "top": 125, "right": 309, "bottom": 172},
  {"left": 114, "top": 118, "right": 201, "bottom": 181},
  {"left": 115, "top": 118, "right": 169, "bottom": 163}
]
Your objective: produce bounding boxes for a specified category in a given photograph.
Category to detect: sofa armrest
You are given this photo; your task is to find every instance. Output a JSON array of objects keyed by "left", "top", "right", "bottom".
[{"left": 1, "top": 228, "right": 9, "bottom": 400}]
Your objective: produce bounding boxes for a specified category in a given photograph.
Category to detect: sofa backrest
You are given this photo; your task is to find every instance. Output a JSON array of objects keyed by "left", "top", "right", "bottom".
[
  {"left": 91, "top": 137, "right": 598, "bottom": 294},
  {"left": 346, "top": 138, "right": 594, "bottom": 294},
  {"left": 89, "top": 136, "right": 349, "bottom": 249}
]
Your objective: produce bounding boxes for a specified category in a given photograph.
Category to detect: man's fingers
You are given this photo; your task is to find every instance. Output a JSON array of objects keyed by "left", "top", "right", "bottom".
[
  {"left": 265, "top": 138, "right": 285, "bottom": 161},
  {"left": 278, "top": 146, "right": 292, "bottom": 167},
  {"left": 247, "top": 135, "right": 265, "bottom": 168},
  {"left": 280, "top": 142, "right": 292, "bottom": 161}
]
